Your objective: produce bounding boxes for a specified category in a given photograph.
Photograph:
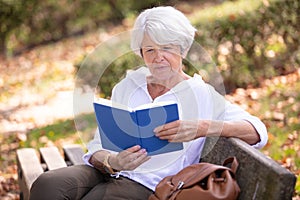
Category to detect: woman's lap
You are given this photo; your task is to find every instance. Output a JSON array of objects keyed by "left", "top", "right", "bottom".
[
  {"left": 29, "top": 165, "right": 153, "bottom": 200},
  {"left": 29, "top": 165, "right": 106, "bottom": 200},
  {"left": 81, "top": 176, "right": 153, "bottom": 200}
]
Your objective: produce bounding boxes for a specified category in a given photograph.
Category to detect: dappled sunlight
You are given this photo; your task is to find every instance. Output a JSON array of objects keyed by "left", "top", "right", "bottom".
[{"left": 0, "top": 0, "right": 299, "bottom": 199}]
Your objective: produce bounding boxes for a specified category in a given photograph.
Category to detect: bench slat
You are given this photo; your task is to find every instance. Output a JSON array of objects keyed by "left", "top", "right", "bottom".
[
  {"left": 200, "top": 137, "right": 296, "bottom": 200},
  {"left": 16, "top": 148, "right": 44, "bottom": 200},
  {"left": 63, "top": 144, "right": 85, "bottom": 165},
  {"left": 39, "top": 146, "right": 67, "bottom": 170}
]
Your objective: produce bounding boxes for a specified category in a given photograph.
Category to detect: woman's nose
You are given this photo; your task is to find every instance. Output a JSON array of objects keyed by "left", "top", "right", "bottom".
[{"left": 154, "top": 49, "right": 164, "bottom": 62}]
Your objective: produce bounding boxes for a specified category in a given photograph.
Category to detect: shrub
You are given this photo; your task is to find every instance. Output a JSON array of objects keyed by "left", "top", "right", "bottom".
[{"left": 193, "top": 0, "right": 300, "bottom": 92}]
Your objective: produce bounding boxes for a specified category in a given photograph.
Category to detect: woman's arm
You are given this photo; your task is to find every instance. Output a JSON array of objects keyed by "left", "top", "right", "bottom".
[
  {"left": 211, "top": 120, "right": 260, "bottom": 145},
  {"left": 154, "top": 119, "right": 260, "bottom": 145},
  {"left": 154, "top": 82, "right": 268, "bottom": 148}
]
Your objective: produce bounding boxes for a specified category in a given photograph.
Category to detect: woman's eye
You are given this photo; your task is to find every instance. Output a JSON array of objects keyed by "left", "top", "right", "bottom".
[
  {"left": 162, "top": 46, "right": 175, "bottom": 52},
  {"left": 145, "top": 49, "right": 154, "bottom": 52}
]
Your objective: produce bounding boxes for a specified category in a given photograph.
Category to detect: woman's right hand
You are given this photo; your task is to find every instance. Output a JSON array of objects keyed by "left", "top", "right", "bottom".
[{"left": 109, "top": 145, "right": 150, "bottom": 171}]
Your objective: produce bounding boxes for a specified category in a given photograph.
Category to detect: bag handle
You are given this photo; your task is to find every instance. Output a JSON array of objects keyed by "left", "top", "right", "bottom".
[
  {"left": 172, "top": 162, "right": 230, "bottom": 189},
  {"left": 222, "top": 157, "right": 239, "bottom": 173}
]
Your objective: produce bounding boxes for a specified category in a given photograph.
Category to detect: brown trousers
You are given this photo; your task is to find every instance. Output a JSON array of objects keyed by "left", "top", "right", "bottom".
[{"left": 29, "top": 165, "right": 153, "bottom": 200}]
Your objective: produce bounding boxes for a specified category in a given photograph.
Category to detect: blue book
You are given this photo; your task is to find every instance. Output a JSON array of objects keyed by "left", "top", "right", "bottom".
[{"left": 93, "top": 98, "right": 183, "bottom": 155}]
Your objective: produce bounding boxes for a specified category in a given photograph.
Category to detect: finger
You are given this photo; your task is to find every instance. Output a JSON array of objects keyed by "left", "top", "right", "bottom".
[
  {"left": 160, "top": 134, "right": 184, "bottom": 142},
  {"left": 123, "top": 150, "right": 150, "bottom": 170},
  {"left": 154, "top": 120, "right": 180, "bottom": 133},
  {"left": 127, "top": 153, "right": 151, "bottom": 170},
  {"left": 126, "top": 148, "right": 147, "bottom": 161},
  {"left": 119, "top": 148, "right": 145, "bottom": 165},
  {"left": 155, "top": 127, "right": 179, "bottom": 137},
  {"left": 131, "top": 152, "right": 149, "bottom": 165},
  {"left": 119, "top": 145, "right": 141, "bottom": 157},
  {"left": 126, "top": 145, "right": 142, "bottom": 152}
]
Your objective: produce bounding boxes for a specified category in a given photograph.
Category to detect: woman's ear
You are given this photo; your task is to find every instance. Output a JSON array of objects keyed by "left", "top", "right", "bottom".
[{"left": 140, "top": 49, "right": 144, "bottom": 58}]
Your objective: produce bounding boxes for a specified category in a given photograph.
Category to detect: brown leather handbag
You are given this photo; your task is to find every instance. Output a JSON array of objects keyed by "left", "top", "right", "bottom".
[{"left": 149, "top": 157, "right": 240, "bottom": 200}]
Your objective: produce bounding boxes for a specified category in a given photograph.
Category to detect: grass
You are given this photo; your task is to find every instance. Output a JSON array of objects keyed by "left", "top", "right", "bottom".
[{"left": 20, "top": 113, "right": 97, "bottom": 151}]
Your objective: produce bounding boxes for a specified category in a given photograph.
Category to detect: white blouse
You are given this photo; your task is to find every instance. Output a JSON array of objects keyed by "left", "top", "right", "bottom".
[{"left": 83, "top": 67, "right": 268, "bottom": 191}]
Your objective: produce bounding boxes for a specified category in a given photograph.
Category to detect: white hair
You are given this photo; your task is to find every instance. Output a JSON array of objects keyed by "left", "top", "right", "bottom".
[{"left": 131, "top": 6, "right": 197, "bottom": 57}]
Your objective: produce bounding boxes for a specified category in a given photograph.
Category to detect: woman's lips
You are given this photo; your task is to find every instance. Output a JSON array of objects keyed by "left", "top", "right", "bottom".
[{"left": 154, "top": 65, "right": 169, "bottom": 70}]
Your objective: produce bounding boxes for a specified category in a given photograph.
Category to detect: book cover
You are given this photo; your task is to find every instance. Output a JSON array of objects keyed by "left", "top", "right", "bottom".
[{"left": 93, "top": 98, "right": 183, "bottom": 155}]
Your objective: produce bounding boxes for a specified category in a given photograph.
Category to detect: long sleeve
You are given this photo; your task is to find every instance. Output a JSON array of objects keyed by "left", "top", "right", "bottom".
[
  {"left": 207, "top": 84, "right": 268, "bottom": 149},
  {"left": 82, "top": 129, "right": 103, "bottom": 166}
]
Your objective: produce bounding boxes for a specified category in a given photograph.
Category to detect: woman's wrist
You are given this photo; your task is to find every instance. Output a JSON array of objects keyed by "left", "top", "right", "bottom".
[
  {"left": 89, "top": 151, "right": 108, "bottom": 173},
  {"left": 197, "top": 120, "right": 224, "bottom": 138}
]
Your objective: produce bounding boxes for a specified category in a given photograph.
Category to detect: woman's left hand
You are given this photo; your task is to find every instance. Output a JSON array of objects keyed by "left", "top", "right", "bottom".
[{"left": 154, "top": 120, "right": 200, "bottom": 142}]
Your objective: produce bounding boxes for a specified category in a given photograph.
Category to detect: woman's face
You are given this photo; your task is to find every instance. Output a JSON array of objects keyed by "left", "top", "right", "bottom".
[{"left": 141, "top": 34, "right": 183, "bottom": 82}]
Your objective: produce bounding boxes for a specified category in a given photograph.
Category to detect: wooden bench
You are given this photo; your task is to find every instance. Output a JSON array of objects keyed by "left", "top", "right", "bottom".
[
  {"left": 16, "top": 144, "right": 85, "bottom": 200},
  {"left": 16, "top": 137, "right": 296, "bottom": 200}
]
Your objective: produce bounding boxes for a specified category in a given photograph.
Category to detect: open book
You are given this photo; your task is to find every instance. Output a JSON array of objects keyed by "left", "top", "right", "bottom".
[{"left": 93, "top": 98, "right": 183, "bottom": 155}]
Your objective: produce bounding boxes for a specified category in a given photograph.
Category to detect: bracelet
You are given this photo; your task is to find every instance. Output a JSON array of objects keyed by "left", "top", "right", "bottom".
[{"left": 103, "top": 153, "right": 118, "bottom": 175}]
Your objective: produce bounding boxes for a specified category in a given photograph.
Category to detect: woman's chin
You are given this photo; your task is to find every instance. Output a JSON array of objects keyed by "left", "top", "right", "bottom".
[{"left": 153, "top": 67, "right": 170, "bottom": 75}]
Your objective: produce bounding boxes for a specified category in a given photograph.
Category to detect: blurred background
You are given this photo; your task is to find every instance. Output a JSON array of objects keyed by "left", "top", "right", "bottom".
[{"left": 0, "top": 0, "right": 299, "bottom": 199}]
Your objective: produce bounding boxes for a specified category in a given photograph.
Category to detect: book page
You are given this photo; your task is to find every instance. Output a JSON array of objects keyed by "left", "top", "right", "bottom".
[
  {"left": 94, "top": 97, "right": 133, "bottom": 112},
  {"left": 134, "top": 101, "right": 177, "bottom": 111}
]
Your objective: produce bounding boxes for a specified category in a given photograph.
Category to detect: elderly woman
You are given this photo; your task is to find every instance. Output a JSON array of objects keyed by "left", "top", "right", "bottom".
[{"left": 30, "top": 6, "right": 268, "bottom": 200}]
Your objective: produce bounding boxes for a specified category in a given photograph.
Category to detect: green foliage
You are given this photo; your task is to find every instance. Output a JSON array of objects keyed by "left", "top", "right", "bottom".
[
  {"left": 1, "top": 0, "right": 170, "bottom": 55},
  {"left": 192, "top": 0, "right": 300, "bottom": 92},
  {"left": 99, "top": 52, "right": 144, "bottom": 98},
  {"left": 3, "top": 0, "right": 299, "bottom": 94},
  {"left": 74, "top": 32, "right": 144, "bottom": 98},
  {"left": 75, "top": 0, "right": 300, "bottom": 97},
  {"left": 0, "top": 0, "right": 38, "bottom": 55}
]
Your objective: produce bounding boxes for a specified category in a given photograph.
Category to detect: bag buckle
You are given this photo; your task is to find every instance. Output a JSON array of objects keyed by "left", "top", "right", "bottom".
[
  {"left": 212, "top": 177, "right": 226, "bottom": 182},
  {"left": 177, "top": 181, "right": 184, "bottom": 190}
]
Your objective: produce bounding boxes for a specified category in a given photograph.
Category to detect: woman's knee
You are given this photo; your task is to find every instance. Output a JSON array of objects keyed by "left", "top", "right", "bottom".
[{"left": 30, "top": 170, "right": 75, "bottom": 200}]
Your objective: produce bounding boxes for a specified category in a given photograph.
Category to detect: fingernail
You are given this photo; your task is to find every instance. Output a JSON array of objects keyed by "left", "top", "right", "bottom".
[{"left": 141, "top": 148, "right": 146, "bottom": 153}]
